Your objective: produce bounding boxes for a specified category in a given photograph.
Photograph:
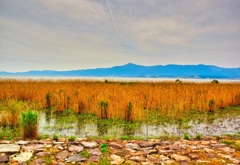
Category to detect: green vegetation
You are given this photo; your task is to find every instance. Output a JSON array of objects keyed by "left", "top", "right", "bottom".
[
  {"left": 21, "top": 111, "right": 38, "bottom": 139},
  {"left": 68, "top": 135, "right": 76, "bottom": 141},
  {"left": 100, "top": 143, "right": 109, "bottom": 154},
  {"left": 80, "top": 149, "right": 91, "bottom": 158},
  {"left": 175, "top": 79, "right": 182, "bottom": 83},
  {"left": 208, "top": 99, "right": 215, "bottom": 112},
  {"left": 221, "top": 139, "right": 235, "bottom": 146},
  {"left": 196, "top": 133, "right": 201, "bottom": 140},
  {"left": 125, "top": 102, "right": 133, "bottom": 122},
  {"left": 0, "top": 126, "right": 21, "bottom": 139},
  {"left": 99, "top": 156, "right": 111, "bottom": 165},
  {"left": 44, "top": 155, "right": 53, "bottom": 165},
  {"left": 99, "top": 101, "right": 109, "bottom": 119},
  {"left": 53, "top": 134, "right": 59, "bottom": 141},
  {"left": 120, "top": 135, "right": 131, "bottom": 140},
  {"left": 38, "top": 134, "right": 50, "bottom": 140},
  {"left": 1, "top": 97, "right": 240, "bottom": 140},
  {"left": 235, "top": 142, "right": 240, "bottom": 151},
  {"left": 45, "top": 92, "right": 52, "bottom": 109},
  {"left": 184, "top": 133, "right": 189, "bottom": 140},
  {"left": 211, "top": 79, "right": 219, "bottom": 84}
]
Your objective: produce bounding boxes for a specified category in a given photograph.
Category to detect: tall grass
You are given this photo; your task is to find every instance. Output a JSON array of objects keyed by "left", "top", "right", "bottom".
[
  {"left": 21, "top": 111, "right": 38, "bottom": 139},
  {"left": 0, "top": 79, "right": 239, "bottom": 121}
]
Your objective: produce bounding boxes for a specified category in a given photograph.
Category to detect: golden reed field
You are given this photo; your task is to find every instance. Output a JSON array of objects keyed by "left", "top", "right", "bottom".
[{"left": 0, "top": 79, "right": 240, "bottom": 122}]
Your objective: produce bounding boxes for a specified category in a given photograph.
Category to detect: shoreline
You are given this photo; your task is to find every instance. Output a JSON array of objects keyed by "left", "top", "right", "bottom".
[{"left": 0, "top": 136, "right": 240, "bottom": 165}]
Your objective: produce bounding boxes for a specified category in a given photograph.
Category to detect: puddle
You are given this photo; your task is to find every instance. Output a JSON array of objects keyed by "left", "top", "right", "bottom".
[{"left": 38, "top": 111, "right": 240, "bottom": 138}]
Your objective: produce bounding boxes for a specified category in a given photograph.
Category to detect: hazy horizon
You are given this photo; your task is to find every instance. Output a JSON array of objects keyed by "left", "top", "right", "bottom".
[
  {"left": 0, "top": 63, "right": 240, "bottom": 73},
  {"left": 1, "top": 0, "right": 240, "bottom": 72}
]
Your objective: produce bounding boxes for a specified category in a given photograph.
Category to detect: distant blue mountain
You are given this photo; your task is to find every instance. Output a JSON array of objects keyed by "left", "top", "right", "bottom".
[{"left": 0, "top": 63, "right": 240, "bottom": 79}]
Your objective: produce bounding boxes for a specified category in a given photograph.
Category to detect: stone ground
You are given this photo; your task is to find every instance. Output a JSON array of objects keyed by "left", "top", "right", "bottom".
[{"left": 0, "top": 137, "right": 240, "bottom": 165}]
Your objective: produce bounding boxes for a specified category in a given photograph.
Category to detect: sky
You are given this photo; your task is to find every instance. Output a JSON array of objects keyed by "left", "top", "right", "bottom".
[{"left": 0, "top": 0, "right": 240, "bottom": 72}]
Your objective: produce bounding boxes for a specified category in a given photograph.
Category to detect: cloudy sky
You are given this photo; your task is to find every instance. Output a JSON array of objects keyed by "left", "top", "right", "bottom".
[{"left": 0, "top": 0, "right": 239, "bottom": 72}]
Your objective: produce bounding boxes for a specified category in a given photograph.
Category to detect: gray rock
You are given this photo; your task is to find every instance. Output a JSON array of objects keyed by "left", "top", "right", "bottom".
[
  {"left": 171, "top": 154, "right": 190, "bottom": 162},
  {"left": 189, "top": 153, "right": 199, "bottom": 160},
  {"left": 35, "top": 152, "right": 50, "bottom": 157},
  {"left": 30, "top": 158, "right": 45, "bottom": 165},
  {"left": 115, "top": 150, "right": 129, "bottom": 157},
  {"left": 81, "top": 141, "right": 98, "bottom": 148},
  {"left": 22, "top": 144, "right": 45, "bottom": 152},
  {"left": 15, "top": 140, "right": 29, "bottom": 145},
  {"left": 110, "top": 154, "right": 124, "bottom": 165},
  {"left": 146, "top": 155, "right": 158, "bottom": 162},
  {"left": 197, "top": 160, "right": 210, "bottom": 164},
  {"left": 129, "top": 156, "right": 145, "bottom": 162},
  {"left": 141, "top": 148, "right": 157, "bottom": 155},
  {"left": 138, "top": 141, "right": 158, "bottom": 148},
  {"left": 108, "top": 142, "right": 123, "bottom": 149},
  {"left": 211, "top": 143, "right": 227, "bottom": 148},
  {"left": 55, "top": 150, "right": 69, "bottom": 161},
  {"left": 53, "top": 142, "right": 65, "bottom": 145},
  {"left": 90, "top": 148, "right": 102, "bottom": 156},
  {"left": 58, "top": 145, "right": 64, "bottom": 150},
  {"left": 159, "top": 155, "right": 169, "bottom": 161},
  {"left": 0, "top": 140, "right": 11, "bottom": 144},
  {"left": 125, "top": 143, "right": 140, "bottom": 150},
  {"left": 0, "top": 155, "right": 8, "bottom": 163},
  {"left": 0, "top": 144, "right": 20, "bottom": 153},
  {"left": 142, "top": 162, "right": 154, "bottom": 165},
  {"left": 204, "top": 148, "right": 214, "bottom": 153},
  {"left": 89, "top": 155, "right": 100, "bottom": 162},
  {"left": 11, "top": 152, "right": 33, "bottom": 164},
  {"left": 157, "top": 149, "right": 175, "bottom": 155},
  {"left": 66, "top": 154, "right": 86, "bottom": 163},
  {"left": 68, "top": 145, "right": 83, "bottom": 152}
]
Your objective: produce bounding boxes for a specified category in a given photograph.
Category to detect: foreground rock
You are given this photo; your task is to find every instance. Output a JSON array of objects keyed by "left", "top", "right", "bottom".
[
  {"left": 0, "top": 144, "right": 20, "bottom": 153},
  {"left": 11, "top": 152, "right": 33, "bottom": 164},
  {"left": 0, "top": 138, "right": 239, "bottom": 164}
]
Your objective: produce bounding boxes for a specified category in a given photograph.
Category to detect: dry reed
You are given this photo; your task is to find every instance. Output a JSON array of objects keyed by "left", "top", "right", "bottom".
[{"left": 0, "top": 79, "right": 239, "bottom": 121}]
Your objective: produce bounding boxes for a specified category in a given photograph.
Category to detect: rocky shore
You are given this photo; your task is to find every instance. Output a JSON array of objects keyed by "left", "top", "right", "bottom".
[{"left": 0, "top": 137, "right": 240, "bottom": 165}]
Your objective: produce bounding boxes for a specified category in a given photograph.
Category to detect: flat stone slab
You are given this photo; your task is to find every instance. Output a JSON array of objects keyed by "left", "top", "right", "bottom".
[
  {"left": 55, "top": 150, "right": 69, "bottom": 161},
  {"left": 66, "top": 154, "right": 86, "bottom": 162},
  {"left": 68, "top": 145, "right": 83, "bottom": 152},
  {"left": 108, "top": 142, "right": 123, "bottom": 149},
  {"left": 81, "top": 141, "right": 98, "bottom": 148},
  {"left": 125, "top": 143, "right": 140, "bottom": 150},
  {"left": 0, "top": 140, "right": 11, "bottom": 144},
  {"left": 0, "top": 155, "right": 8, "bottom": 163},
  {"left": 11, "top": 152, "right": 33, "bottom": 164},
  {"left": 22, "top": 144, "right": 45, "bottom": 152},
  {"left": 0, "top": 144, "right": 20, "bottom": 153},
  {"left": 15, "top": 140, "right": 29, "bottom": 145}
]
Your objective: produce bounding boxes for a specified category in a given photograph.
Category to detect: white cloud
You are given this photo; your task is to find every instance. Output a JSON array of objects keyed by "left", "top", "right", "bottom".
[{"left": 0, "top": 0, "right": 240, "bottom": 71}]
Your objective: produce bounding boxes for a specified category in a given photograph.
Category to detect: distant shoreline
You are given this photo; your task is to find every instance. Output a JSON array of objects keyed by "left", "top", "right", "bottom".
[{"left": 0, "top": 76, "right": 240, "bottom": 83}]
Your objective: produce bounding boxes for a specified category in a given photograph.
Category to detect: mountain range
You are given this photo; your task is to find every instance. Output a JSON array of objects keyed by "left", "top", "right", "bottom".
[{"left": 0, "top": 63, "right": 239, "bottom": 79}]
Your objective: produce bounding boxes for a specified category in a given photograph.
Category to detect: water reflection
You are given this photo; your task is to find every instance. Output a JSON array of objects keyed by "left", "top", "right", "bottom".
[{"left": 38, "top": 110, "right": 240, "bottom": 138}]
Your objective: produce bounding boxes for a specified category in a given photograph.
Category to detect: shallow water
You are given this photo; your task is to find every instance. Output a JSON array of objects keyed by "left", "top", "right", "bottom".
[
  {"left": 38, "top": 111, "right": 240, "bottom": 138},
  {"left": 1, "top": 76, "right": 240, "bottom": 83}
]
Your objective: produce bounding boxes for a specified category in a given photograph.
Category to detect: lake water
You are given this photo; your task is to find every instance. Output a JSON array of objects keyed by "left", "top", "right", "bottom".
[
  {"left": 38, "top": 111, "right": 240, "bottom": 138},
  {"left": 1, "top": 76, "right": 240, "bottom": 83}
]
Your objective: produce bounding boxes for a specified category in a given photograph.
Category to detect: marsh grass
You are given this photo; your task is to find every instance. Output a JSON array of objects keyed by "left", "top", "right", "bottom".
[
  {"left": 21, "top": 111, "right": 38, "bottom": 139},
  {"left": 0, "top": 126, "right": 21, "bottom": 139},
  {"left": 0, "top": 80, "right": 239, "bottom": 121}
]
